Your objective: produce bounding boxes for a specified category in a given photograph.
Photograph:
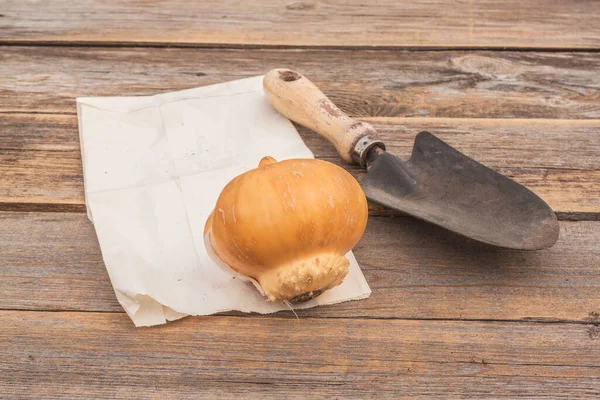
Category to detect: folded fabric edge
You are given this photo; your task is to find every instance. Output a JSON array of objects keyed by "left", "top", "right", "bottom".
[
  {"left": 74, "top": 75, "right": 265, "bottom": 114},
  {"left": 75, "top": 100, "right": 94, "bottom": 222},
  {"left": 113, "top": 256, "right": 372, "bottom": 328},
  {"left": 114, "top": 289, "right": 189, "bottom": 327},
  {"left": 345, "top": 251, "right": 373, "bottom": 297}
]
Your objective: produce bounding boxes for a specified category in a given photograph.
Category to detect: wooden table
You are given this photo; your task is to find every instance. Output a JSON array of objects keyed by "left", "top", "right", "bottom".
[{"left": 2, "top": 1, "right": 599, "bottom": 398}]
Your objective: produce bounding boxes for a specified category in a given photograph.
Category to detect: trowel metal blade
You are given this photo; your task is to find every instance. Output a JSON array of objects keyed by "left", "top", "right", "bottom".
[{"left": 361, "top": 131, "right": 559, "bottom": 250}]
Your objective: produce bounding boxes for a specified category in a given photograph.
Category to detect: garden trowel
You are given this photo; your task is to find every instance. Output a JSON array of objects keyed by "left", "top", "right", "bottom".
[{"left": 263, "top": 68, "right": 559, "bottom": 250}]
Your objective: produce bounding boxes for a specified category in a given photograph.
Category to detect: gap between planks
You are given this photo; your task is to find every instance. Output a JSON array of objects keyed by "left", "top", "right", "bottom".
[
  {"left": 1, "top": 308, "right": 599, "bottom": 327},
  {"left": 6, "top": 112, "right": 600, "bottom": 123},
  {"left": 3, "top": 40, "right": 600, "bottom": 52},
  {"left": 362, "top": 117, "right": 600, "bottom": 126},
  {"left": 0, "top": 203, "right": 596, "bottom": 222}
]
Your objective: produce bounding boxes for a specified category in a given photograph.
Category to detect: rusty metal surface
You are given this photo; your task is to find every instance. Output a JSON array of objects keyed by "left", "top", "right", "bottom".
[{"left": 361, "top": 131, "right": 560, "bottom": 250}]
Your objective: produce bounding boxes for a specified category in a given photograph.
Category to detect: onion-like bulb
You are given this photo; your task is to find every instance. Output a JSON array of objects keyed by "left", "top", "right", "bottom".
[{"left": 204, "top": 156, "right": 368, "bottom": 303}]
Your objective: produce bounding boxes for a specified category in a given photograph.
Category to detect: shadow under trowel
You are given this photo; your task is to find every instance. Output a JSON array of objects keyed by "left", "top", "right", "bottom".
[{"left": 358, "top": 214, "right": 553, "bottom": 272}]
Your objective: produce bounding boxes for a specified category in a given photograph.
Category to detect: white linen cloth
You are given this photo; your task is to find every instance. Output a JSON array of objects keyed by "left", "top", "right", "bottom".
[{"left": 76, "top": 75, "right": 371, "bottom": 327}]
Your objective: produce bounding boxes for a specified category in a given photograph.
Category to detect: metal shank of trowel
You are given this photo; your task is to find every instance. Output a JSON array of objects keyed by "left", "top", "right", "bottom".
[
  {"left": 352, "top": 135, "right": 387, "bottom": 168},
  {"left": 263, "top": 68, "right": 385, "bottom": 168}
]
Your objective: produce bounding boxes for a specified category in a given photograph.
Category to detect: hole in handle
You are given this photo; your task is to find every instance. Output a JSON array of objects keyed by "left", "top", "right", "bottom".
[{"left": 279, "top": 70, "right": 301, "bottom": 82}]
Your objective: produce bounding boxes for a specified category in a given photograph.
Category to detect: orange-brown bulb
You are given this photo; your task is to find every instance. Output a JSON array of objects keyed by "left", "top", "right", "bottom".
[{"left": 204, "top": 156, "right": 368, "bottom": 302}]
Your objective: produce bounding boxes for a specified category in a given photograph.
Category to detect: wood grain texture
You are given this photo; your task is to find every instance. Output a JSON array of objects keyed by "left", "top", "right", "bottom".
[
  {"left": 2, "top": 212, "right": 600, "bottom": 323},
  {"left": 2, "top": 0, "right": 600, "bottom": 49},
  {"left": 1, "top": 114, "right": 598, "bottom": 216},
  {"left": 2, "top": 311, "right": 600, "bottom": 399},
  {"left": 2, "top": 46, "right": 600, "bottom": 118}
]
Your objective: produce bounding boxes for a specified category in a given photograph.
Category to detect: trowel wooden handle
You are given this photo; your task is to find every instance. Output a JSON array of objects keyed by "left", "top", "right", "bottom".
[{"left": 263, "top": 68, "right": 384, "bottom": 167}]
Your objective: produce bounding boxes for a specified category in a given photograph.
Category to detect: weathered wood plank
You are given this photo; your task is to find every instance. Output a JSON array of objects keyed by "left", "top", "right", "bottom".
[
  {"left": 1, "top": 46, "right": 600, "bottom": 118},
  {"left": 2, "top": 0, "right": 600, "bottom": 49},
  {"left": 1, "top": 311, "right": 599, "bottom": 399},
  {"left": 0, "top": 114, "right": 84, "bottom": 207},
  {"left": 1, "top": 114, "right": 598, "bottom": 216},
  {"left": 2, "top": 212, "right": 599, "bottom": 323}
]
